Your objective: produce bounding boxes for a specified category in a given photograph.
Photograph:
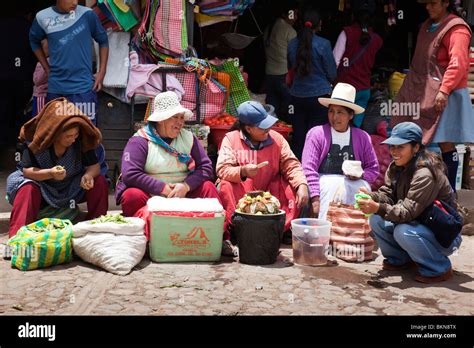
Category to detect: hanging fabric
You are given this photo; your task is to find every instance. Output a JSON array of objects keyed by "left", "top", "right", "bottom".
[
  {"left": 153, "top": 0, "right": 189, "bottom": 56},
  {"left": 98, "top": 0, "right": 138, "bottom": 31},
  {"left": 92, "top": 0, "right": 123, "bottom": 31},
  {"left": 198, "top": 0, "right": 255, "bottom": 17}
]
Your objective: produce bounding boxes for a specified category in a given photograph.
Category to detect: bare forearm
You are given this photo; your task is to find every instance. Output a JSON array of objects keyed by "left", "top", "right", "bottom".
[
  {"left": 23, "top": 167, "right": 52, "bottom": 181},
  {"left": 98, "top": 47, "right": 109, "bottom": 74},
  {"left": 85, "top": 164, "right": 100, "bottom": 178},
  {"left": 33, "top": 48, "right": 49, "bottom": 73}
]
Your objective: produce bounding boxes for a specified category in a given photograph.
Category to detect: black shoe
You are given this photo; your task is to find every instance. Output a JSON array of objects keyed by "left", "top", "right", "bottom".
[{"left": 282, "top": 230, "right": 292, "bottom": 245}]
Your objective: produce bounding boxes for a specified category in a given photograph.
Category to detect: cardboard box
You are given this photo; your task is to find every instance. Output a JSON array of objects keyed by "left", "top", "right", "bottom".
[{"left": 149, "top": 214, "right": 224, "bottom": 262}]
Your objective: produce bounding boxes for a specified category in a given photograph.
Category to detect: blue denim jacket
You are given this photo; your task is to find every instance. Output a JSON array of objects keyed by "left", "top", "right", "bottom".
[{"left": 288, "top": 35, "right": 337, "bottom": 98}]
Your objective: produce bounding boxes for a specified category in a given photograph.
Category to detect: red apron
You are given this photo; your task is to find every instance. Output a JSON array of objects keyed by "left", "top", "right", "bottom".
[{"left": 392, "top": 14, "right": 471, "bottom": 145}]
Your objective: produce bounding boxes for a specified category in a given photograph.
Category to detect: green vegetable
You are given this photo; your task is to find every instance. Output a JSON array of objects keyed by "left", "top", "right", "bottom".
[
  {"left": 354, "top": 193, "right": 373, "bottom": 217},
  {"left": 28, "top": 220, "right": 66, "bottom": 234},
  {"left": 90, "top": 213, "right": 129, "bottom": 224}
]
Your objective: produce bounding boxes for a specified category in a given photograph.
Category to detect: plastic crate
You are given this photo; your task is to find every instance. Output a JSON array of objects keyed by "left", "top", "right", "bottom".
[{"left": 149, "top": 214, "right": 225, "bottom": 262}]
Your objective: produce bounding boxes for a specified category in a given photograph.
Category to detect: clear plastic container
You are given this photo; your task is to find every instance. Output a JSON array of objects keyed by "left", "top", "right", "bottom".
[{"left": 291, "top": 218, "right": 331, "bottom": 266}]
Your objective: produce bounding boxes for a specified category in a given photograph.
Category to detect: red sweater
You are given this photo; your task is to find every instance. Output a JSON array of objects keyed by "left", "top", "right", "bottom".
[
  {"left": 438, "top": 25, "right": 471, "bottom": 95},
  {"left": 336, "top": 24, "right": 383, "bottom": 90}
]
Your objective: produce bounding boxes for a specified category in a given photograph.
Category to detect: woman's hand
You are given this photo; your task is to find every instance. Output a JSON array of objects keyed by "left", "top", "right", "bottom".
[
  {"left": 167, "top": 183, "right": 190, "bottom": 198},
  {"left": 435, "top": 91, "right": 448, "bottom": 112},
  {"left": 295, "top": 185, "right": 309, "bottom": 209},
  {"left": 356, "top": 197, "right": 379, "bottom": 215},
  {"left": 358, "top": 187, "right": 370, "bottom": 194},
  {"left": 161, "top": 184, "right": 172, "bottom": 197},
  {"left": 50, "top": 166, "right": 66, "bottom": 181},
  {"left": 311, "top": 196, "right": 320, "bottom": 218},
  {"left": 80, "top": 173, "right": 94, "bottom": 190},
  {"left": 241, "top": 164, "right": 259, "bottom": 178}
]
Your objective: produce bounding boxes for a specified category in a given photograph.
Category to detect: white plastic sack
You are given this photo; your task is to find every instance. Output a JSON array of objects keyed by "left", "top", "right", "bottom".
[{"left": 72, "top": 217, "right": 147, "bottom": 276}]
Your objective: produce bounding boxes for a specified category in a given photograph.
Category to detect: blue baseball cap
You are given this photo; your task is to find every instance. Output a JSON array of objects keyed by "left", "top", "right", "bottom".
[
  {"left": 237, "top": 101, "right": 278, "bottom": 129},
  {"left": 382, "top": 122, "right": 423, "bottom": 145}
]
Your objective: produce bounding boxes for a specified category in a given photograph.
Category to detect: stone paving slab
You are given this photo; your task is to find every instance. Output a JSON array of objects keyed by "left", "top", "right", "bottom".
[{"left": 1, "top": 232, "right": 472, "bottom": 316}]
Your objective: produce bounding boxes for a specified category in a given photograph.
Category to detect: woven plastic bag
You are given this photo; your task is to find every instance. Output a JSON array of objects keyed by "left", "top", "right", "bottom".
[
  {"left": 211, "top": 60, "right": 250, "bottom": 116},
  {"left": 8, "top": 218, "right": 73, "bottom": 271},
  {"left": 326, "top": 203, "right": 374, "bottom": 262}
]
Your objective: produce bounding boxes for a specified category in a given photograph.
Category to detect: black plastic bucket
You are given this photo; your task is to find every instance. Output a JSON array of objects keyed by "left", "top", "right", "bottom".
[{"left": 232, "top": 210, "right": 286, "bottom": 265}]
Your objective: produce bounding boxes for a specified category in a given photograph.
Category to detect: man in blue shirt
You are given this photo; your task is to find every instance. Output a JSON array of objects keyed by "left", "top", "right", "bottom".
[{"left": 30, "top": 0, "right": 109, "bottom": 175}]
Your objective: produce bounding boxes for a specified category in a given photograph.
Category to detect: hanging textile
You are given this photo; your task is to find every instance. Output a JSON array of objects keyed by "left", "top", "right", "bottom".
[
  {"left": 132, "top": 0, "right": 189, "bottom": 63},
  {"left": 97, "top": 0, "right": 139, "bottom": 31},
  {"left": 195, "top": 12, "right": 237, "bottom": 27},
  {"left": 92, "top": 0, "right": 122, "bottom": 31},
  {"left": 95, "top": 32, "right": 131, "bottom": 88},
  {"left": 198, "top": 0, "right": 255, "bottom": 17},
  {"left": 153, "top": 0, "right": 189, "bottom": 56}
]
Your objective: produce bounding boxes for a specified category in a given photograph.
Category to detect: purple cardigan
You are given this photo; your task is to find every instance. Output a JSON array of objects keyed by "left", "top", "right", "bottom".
[
  {"left": 115, "top": 134, "right": 213, "bottom": 204},
  {"left": 302, "top": 123, "right": 379, "bottom": 198}
]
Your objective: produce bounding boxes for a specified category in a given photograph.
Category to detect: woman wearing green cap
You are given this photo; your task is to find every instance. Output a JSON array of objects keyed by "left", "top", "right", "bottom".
[{"left": 356, "top": 122, "right": 461, "bottom": 283}]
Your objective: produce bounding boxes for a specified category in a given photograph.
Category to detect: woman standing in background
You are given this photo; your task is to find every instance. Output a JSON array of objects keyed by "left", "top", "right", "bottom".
[
  {"left": 333, "top": 0, "right": 383, "bottom": 128},
  {"left": 264, "top": 1, "right": 298, "bottom": 123},
  {"left": 287, "top": 8, "right": 337, "bottom": 160}
]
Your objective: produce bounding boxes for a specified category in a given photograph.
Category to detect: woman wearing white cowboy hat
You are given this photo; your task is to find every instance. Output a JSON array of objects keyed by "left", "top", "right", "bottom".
[
  {"left": 115, "top": 91, "right": 236, "bottom": 256},
  {"left": 301, "top": 83, "right": 379, "bottom": 220}
]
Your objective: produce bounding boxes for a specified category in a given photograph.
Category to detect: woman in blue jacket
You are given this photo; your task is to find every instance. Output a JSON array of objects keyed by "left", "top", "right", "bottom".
[{"left": 288, "top": 8, "right": 337, "bottom": 160}]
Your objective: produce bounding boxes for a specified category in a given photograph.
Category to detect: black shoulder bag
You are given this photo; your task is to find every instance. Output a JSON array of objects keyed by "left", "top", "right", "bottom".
[{"left": 418, "top": 200, "right": 463, "bottom": 248}]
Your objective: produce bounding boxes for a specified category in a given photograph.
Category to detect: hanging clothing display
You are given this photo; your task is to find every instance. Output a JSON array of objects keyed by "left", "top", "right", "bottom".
[
  {"left": 97, "top": 0, "right": 139, "bottom": 31},
  {"left": 95, "top": 32, "right": 132, "bottom": 88},
  {"left": 197, "top": 0, "right": 255, "bottom": 17}
]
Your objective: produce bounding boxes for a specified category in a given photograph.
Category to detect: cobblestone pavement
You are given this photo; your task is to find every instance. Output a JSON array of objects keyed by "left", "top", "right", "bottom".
[{"left": 0, "top": 232, "right": 473, "bottom": 316}]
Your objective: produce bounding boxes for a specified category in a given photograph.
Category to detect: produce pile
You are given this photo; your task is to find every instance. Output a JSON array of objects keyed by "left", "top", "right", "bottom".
[
  {"left": 90, "top": 214, "right": 130, "bottom": 224},
  {"left": 235, "top": 191, "right": 281, "bottom": 215},
  {"left": 27, "top": 220, "right": 67, "bottom": 233},
  {"left": 204, "top": 114, "right": 292, "bottom": 129},
  {"left": 204, "top": 113, "right": 237, "bottom": 126}
]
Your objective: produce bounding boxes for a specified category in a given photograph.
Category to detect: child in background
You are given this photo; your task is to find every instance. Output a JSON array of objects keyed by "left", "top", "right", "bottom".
[{"left": 32, "top": 39, "right": 48, "bottom": 117}]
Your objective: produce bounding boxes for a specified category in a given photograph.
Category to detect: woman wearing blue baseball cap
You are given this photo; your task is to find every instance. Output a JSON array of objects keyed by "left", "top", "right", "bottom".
[
  {"left": 216, "top": 101, "right": 309, "bottom": 240},
  {"left": 356, "top": 122, "right": 461, "bottom": 283}
]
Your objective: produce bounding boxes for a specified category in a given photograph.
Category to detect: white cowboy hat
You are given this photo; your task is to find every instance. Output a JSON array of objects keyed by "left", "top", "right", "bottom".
[
  {"left": 148, "top": 91, "right": 193, "bottom": 122},
  {"left": 318, "top": 83, "right": 365, "bottom": 114}
]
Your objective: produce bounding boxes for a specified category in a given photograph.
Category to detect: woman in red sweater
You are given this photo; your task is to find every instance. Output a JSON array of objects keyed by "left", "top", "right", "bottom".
[{"left": 392, "top": 0, "right": 473, "bottom": 192}]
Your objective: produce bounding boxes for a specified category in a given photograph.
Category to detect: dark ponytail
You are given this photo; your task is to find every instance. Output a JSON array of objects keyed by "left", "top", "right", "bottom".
[
  {"left": 405, "top": 142, "right": 447, "bottom": 184},
  {"left": 295, "top": 9, "right": 321, "bottom": 78},
  {"left": 356, "top": 10, "right": 371, "bottom": 46}
]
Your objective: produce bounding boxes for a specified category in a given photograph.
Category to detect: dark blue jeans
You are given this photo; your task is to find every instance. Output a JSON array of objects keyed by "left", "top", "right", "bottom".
[
  {"left": 265, "top": 74, "right": 291, "bottom": 123},
  {"left": 289, "top": 95, "right": 328, "bottom": 160}
]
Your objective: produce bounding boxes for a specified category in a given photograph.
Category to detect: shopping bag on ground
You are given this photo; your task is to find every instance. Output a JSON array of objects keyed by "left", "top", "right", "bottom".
[{"left": 8, "top": 218, "right": 73, "bottom": 271}]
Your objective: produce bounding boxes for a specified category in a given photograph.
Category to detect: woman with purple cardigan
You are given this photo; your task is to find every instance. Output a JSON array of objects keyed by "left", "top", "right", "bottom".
[{"left": 302, "top": 83, "right": 379, "bottom": 219}]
